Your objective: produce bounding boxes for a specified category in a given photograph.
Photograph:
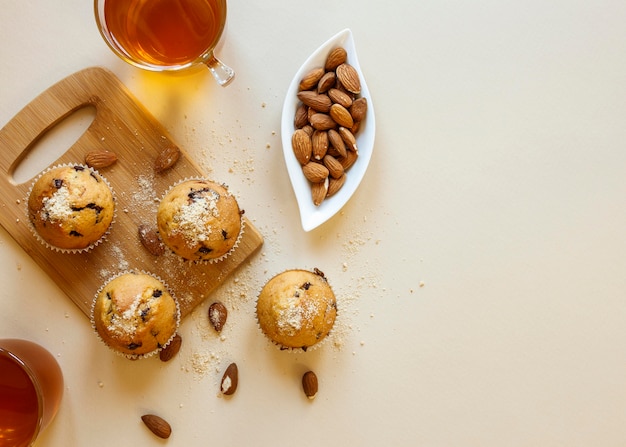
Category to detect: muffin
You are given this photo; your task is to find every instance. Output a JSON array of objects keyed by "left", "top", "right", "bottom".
[
  {"left": 156, "top": 179, "right": 243, "bottom": 262},
  {"left": 27, "top": 164, "right": 115, "bottom": 251},
  {"left": 256, "top": 269, "right": 337, "bottom": 351},
  {"left": 91, "top": 272, "right": 180, "bottom": 359}
]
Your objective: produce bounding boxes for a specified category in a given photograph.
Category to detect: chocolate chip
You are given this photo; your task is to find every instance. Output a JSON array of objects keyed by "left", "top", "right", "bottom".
[
  {"left": 53, "top": 179, "right": 63, "bottom": 188},
  {"left": 152, "top": 289, "right": 163, "bottom": 298}
]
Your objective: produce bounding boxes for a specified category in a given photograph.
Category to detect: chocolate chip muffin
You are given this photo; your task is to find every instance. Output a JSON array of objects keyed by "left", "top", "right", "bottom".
[
  {"left": 91, "top": 272, "right": 180, "bottom": 359},
  {"left": 156, "top": 179, "right": 243, "bottom": 262},
  {"left": 256, "top": 269, "right": 337, "bottom": 351},
  {"left": 27, "top": 164, "right": 114, "bottom": 251}
]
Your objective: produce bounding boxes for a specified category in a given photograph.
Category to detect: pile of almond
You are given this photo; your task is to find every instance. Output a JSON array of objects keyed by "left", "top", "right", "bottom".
[{"left": 292, "top": 46, "right": 367, "bottom": 206}]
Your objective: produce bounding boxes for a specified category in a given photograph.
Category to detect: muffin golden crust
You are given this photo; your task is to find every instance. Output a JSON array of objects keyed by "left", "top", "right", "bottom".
[
  {"left": 256, "top": 269, "right": 337, "bottom": 351},
  {"left": 156, "top": 179, "right": 242, "bottom": 262},
  {"left": 27, "top": 164, "right": 114, "bottom": 251},
  {"left": 91, "top": 272, "right": 179, "bottom": 358}
]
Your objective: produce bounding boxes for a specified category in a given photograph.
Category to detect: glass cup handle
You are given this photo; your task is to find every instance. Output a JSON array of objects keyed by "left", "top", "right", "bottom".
[{"left": 204, "top": 53, "right": 235, "bottom": 86}]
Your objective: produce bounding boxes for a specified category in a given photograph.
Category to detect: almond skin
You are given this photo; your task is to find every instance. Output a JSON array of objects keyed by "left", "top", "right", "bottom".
[
  {"left": 221, "top": 362, "right": 239, "bottom": 395},
  {"left": 327, "top": 88, "right": 353, "bottom": 108},
  {"left": 325, "top": 47, "right": 347, "bottom": 71},
  {"left": 84, "top": 149, "right": 117, "bottom": 169},
  {"left": 138, "top": 224, "right": 165, "bottom": 256},
  {"left": 154, "top": 145, "right": 180, "bottom": 173},
  {"left": 311, "top": 178, "right": 328, "bottom": 206},
  {"left": 336, "top": 63, "right": 361, "bottom": 94},
  {"left": 350, "top": 97, "right": 368, "bottom": 123},
  {"left": 327, "top": 174, "right": 346, "bottom": 197},
  {"left": 141, "top": 414, "right": 172, "bottom": 439},
  {"left": 309, "top": 113, "right": 336, "bottom": 131},
  {"left": 159, "top": 333, "right": 182, "bottom": 362},
  {"left": 299, "top": 67, "right": 325, "bottom": 91},
  {"left": 208, "top": 301, "right": 228, "bottom": 332},
  {"left": 292, "top": 129, "right": 312, "bottom": 165},
  {"left": 329, "top": 103, "right": 354, "bottom": 129},
  {"left": 302, "top": 162, "right": 330, "bottom": 183},
  {"left": 323, "top": 154, "right": 344, "bottom": 179},
  {"left": 297, "top": 91, "right": 331, "bottom": 113},
  {"left": 302, "top": 370, "right": 319, "bottom": 399},
  {"left": 311, "top": 130, "right": 329, "bottom": 161}
]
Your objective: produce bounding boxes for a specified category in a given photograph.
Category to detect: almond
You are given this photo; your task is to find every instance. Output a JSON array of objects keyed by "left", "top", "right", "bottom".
[
  {"left": 327, "top": 88, "right": 353, "bottom": 108},
  {"left": 338, "top": 126, "right": 358, "bottom": 152},
  {"left": 350, "top": 97, "right": 368, "bottom": 123},
  {"left": 311, "top": 178, "right": 328, "bottom": 206},
  {"left": 292, "top": 129, "right": 312, "bottom": 165},
  {"left": 336, "top": 63, "right": 361, "bottom": 94},
  {"left": 208, "top": 301, "right": 227, "bottom": 332},
  {"left": 159, "top": 333, "right": 182, "bottom": 362},
  {"left": 84, "top": 149, "right": 117, "bottom": 169},
  {"left": 297, "top": 91, "right": 331, "bottom": 113},
  {"left": 329, "top": 103, "right": 354, "bottom": 128},
  {"left": 327, "top": 174, "right": 346, "bottom": 197},
  {"left": 294, "top": 103, "right": 308, "bottom": 128},
  {"left": 301, "top": 124, "right": 314, "bottom": 136},
  {"left": 317, "top": 71, "right": 336, "bottom": 93},
  {"left": 323, "top": 154, "right": 344, "bottom": 179},
  {"left": 325, "top": 47, "right": 347, "bottom": 71},
  {"left": 138, "top": 224, "right": 165, "bottom": 256},
  {"left": 338, "top": 149, "right": 358, "bottom": 170},
  {"left": 141, "top": 414, "right": 172, "bottom": 439},
  {"left": 154, "top": 145, "right": 180, "bottom": 173},
  {"left": 299, "top": 67, "right": 325, "bottom": 91},
  {"left": 302, "top": 162, "right": 329, "bottom": 183},
  {"left": 311, "top": 130, "right": 329, "bottom": 161},
  {"left": 302, "top": 370, "right": 319, "bottom": 399},
  {"left": 327, "top": 129, "right": 347, "bottom": 158},
  {"left": 309, "top": 113, "right": 336, "bottom": 131},
  {"left": 221, "top": 362, "right": 239, "bottom": 395}
]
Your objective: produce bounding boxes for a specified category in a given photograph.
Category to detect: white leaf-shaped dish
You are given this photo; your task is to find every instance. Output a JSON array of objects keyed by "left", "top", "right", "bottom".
[{"left": 281, "top": 28, "right": 375, "bottom": 232}]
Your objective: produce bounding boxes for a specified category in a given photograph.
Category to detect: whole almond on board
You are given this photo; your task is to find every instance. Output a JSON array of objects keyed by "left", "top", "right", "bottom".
[
  {"left": 302, "top": 370, "right": 319, "bottom": 399},
  {"left": 302, "top": 162, "right": 330, "bottom": 183},
  {"left": 309, "top": 113, "right": 336, "bottom": 131},
  {"left": 159, "top": 333, "right": 182, "bottom": 362},
  {"left": 325, "top": 47, "right": 347, "bottom": 71},
  {"left": 208, "top": 301, "right": 228, "bottom": 332},
  {"left": 292, "top": 129, "right": 312, "bottom": 165},
  {"left": 84, "top": 149, "right": 117, "bottom": 169},
  {"left": 297, "top": 91, "right": 331, "bottom": 113},
  {"left": 329, "top": 103, "right": 354, "bottom": 129},
  {"left": 299, "top": 67, "right": 325, "bottom": 91},
  {"left": 311, "top": 130, "right": 329, "bottom": 161},
  {"left": 323, "top": 154, "right": 344, "bottom": 179},
  {"left": 327, "top": 174, "right": 346, "bottom": 197},
  {"left": 138, "top": 224, "right": 165, "bottom": 256},
  {"left": 317, "top": 71, "right": 336, "bottom": 93},
  {"left": 141, "top": 414, "right": 172, "bottom": 439},
  {"left": 154, "top": 145, "right": 180, "bottom": 173},
  {"left": 327, "top": 88, "right": 353, "bottom": 108},
  {"left": 311, "top": 178, "right": 328, "bottom": 206},
  {"left": 350, "top": 97, "right": 368, "bottom": 123},
  {"left": 221, "top": 362, "right": 239, "bottom": 395},
  {"left": 327, "top": 128, "right": 347, "bottom": 158},
  {"left": 336, "top": 63, "right": 361, "bottom": 94}
]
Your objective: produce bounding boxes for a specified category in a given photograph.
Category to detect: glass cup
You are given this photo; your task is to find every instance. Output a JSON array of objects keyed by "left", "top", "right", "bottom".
[
  {"left": 94, "top": 0, "right": 235, "bottom": 86},
  {"left": 0, "top": 339, "right": 64, "bottom": 447}
]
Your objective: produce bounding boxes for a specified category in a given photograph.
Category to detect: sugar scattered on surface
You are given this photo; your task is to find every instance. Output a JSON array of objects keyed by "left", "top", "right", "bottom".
[{"left": 42, "top": 186, "right": 72, "bottom": 221}]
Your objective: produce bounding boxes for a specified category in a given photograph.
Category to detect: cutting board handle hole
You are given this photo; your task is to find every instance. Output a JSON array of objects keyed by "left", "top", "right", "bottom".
[{"left": 11, "top": 105, "right": 97, "bottom": 185}]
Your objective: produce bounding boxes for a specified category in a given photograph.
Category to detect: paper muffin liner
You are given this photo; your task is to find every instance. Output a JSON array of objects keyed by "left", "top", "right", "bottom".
[
  {"left": 25, "top": 163, "right": 117, "bottom": 254},
  {"left": 157, "top": 177, "right": 245, "bottom": 264},
  {"left": 254, "top": 268, "right": 338, "bottom": 354},
  {"left": 90, "top": 270, "right": 181, "bottom": 360}
]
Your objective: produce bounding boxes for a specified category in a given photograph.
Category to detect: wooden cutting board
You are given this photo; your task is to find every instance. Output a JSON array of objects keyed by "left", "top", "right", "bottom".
[{"left": 0, "top": 66, "right": 263, "bottom": 319}]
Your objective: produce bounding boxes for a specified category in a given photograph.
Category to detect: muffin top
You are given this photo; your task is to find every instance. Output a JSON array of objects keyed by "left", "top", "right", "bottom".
[
  {"left": 91, "top": 272, "right": 179, "bottom": 358},
  {"left": 156, "top": 179, "right": 242, "bottom": 261},
  {"left": 27, "top": 164, "right": 114, "bottom": 250},
  {"left": 256, "top": 269, "right": 337, "bottom": 351}
]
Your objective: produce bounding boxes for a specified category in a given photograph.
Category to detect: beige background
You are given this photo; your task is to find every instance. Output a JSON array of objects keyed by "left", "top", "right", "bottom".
[{"left": 1, "top": 1, "right": 626, "bottom": 445}]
